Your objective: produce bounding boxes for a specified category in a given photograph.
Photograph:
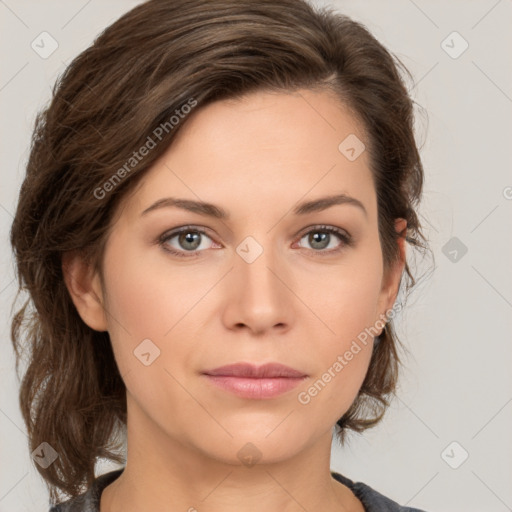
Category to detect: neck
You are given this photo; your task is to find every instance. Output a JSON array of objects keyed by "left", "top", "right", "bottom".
[{"left": 100, "top": 394, "right": 364, "bottom": 512}]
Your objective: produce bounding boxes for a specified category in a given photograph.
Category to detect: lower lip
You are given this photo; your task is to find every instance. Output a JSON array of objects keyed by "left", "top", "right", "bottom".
[{"left": 203, "top": 375, "right": 307, "bottom": 399}]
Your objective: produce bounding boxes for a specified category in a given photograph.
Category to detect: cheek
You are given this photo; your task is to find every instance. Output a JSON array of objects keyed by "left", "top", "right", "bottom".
[
  {"left": 100, "top": 243, "right": 200, "bottom": 421},
  {"left": 304, "top": 250, "right": 384, "bottom": 345},
  {"left": 100, "top": 239, "right": 217, "bottom": 393},
  {"left": 99, "top": 240, "right": 174, "bottom": 374},
  {"left": 102, "top": 240, "right": 200, "bottom": 340},
  {"left": 298, "top": 316, "right": 375, "bottom": 430},
  {"left": 298, "top": 251, "right": 383, "bottom": 420}
]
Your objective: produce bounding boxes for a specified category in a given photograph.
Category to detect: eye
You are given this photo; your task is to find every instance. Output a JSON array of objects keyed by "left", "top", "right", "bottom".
[
  {"left": 158, "top": 226, "right": 218, "bottom": 258},
  {"left": 157, "top": 224, "right": 353, "bottom": 259},
  {"left": 294, "top": 225, "right": 353, "bottom": 255}
]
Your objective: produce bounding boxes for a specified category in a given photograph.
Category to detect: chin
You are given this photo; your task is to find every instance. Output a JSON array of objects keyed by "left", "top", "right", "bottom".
[{"left": 196, "top": 431, "right": 308, "bottom": 465}]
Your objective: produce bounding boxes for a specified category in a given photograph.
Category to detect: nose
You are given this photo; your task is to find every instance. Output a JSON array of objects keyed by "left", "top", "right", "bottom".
[{"left": 221, "top": 239, "right": 293, "bottom": 336}]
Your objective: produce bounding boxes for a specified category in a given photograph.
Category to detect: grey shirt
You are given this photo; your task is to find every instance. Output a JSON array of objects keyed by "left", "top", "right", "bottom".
[{"left": 49, "top": 468, "right": 427, "bottom": 511}]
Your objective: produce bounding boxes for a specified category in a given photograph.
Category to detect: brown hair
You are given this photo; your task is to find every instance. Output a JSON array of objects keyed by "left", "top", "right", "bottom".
[{"left": 10, "top": 0, "right": 430, "bottom": 503}]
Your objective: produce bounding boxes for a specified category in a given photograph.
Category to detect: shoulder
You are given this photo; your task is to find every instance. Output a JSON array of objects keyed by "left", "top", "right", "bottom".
[
  {"left": 331, "top": 471, "right": 428, "bottom": 512},
  {"left": 49, "top": 469, "right": 124, "bottom": 512}
]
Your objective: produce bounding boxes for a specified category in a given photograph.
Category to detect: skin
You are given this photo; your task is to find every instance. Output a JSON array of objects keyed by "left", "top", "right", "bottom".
[{"left": 64, "top": 87, "right": 406, "bottom": 512}]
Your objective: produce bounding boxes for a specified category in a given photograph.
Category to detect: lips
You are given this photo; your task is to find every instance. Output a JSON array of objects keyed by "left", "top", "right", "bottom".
[
  {"left": 202, "top": 362, "right": 307, "bottom": 378},
  {"left": 202, "top": 363, "right": 308, "bottom": 399}
]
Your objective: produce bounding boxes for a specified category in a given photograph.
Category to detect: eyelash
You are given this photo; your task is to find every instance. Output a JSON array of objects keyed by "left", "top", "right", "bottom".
[{"left": 157, "top": 224, "right": 353, "bottom": 259}]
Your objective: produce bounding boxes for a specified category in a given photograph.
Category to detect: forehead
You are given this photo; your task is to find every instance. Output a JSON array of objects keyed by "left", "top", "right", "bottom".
[{"left": 120, "top": 88, "right": 376, "bottom": 222}]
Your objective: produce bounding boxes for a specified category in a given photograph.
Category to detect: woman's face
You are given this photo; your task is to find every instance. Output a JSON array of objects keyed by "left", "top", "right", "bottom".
[{"left": 78, "top": 88, "right": 405, "bottom": 465}]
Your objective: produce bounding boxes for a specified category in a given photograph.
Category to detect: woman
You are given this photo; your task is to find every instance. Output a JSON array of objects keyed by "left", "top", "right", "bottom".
[{"left": 10, "top": 0, "right": 430, "bottom": 510}]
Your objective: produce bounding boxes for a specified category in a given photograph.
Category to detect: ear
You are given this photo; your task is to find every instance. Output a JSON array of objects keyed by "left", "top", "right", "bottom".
[
  {"left": 62, "top": 250, "right": 108, "bottom": 332},
  {"left": 375, "top": 218, "right": 407, "bottom": 328}
]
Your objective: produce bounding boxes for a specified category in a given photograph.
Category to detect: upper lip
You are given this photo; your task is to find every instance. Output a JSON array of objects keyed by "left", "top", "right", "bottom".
[{"left": 203, "top": 363, "right": 307, "bottom": 378}]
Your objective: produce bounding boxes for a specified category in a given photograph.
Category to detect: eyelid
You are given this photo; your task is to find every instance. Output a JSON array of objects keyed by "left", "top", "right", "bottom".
[{"left": 295, "top": 223, "right": 350, "bottom": 239}]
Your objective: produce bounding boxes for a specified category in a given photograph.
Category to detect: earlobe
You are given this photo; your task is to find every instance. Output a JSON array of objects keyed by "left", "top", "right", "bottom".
[{"left": 62, "top": 251, "right": 108, "bottom": 332}]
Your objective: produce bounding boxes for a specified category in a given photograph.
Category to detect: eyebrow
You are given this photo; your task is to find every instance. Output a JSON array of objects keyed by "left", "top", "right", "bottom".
[{"left": 140, "top": 193, "right": 367, "bottom": 219}]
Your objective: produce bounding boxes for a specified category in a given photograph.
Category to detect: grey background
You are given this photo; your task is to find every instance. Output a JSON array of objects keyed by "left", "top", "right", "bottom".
[{"left": 1, "top": 1, "right": 511, "bottom": 511}]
